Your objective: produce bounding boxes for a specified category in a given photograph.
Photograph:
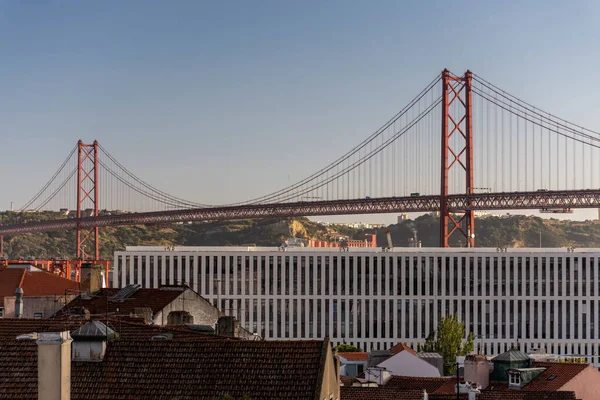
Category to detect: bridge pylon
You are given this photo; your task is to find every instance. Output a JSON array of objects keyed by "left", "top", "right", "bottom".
[
  {"left": 440, "top": 69, "right": 475, "bottom": 247},
  {"left": 76, "top": 140, "right": 99, "bottom": 260}
]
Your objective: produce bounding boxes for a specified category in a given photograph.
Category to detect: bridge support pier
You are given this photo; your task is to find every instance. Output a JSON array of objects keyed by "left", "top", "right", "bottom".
[{"left": 440, "top": 69, "right": 475, "bottom": 247}]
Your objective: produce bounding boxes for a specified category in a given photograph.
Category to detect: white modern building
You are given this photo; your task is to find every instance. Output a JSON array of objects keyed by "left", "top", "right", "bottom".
[{"left": 114, "top": 246, "right": 600, "bottom": 365}]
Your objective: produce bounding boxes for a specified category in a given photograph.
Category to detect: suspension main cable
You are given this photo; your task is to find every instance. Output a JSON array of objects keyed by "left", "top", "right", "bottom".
[{"left": 20, "top": 145, "right": 77, "bottom": 211}]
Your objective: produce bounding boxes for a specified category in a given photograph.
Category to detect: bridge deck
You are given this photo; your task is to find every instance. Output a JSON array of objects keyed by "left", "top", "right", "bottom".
[{"left": 1, "top": 189, "right": 599, "bottom": 235}]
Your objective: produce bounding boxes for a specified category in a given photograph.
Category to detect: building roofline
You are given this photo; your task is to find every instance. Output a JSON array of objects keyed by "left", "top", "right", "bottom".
[{"left": 120, "top": 246, "right": 600, "bottom": 254}]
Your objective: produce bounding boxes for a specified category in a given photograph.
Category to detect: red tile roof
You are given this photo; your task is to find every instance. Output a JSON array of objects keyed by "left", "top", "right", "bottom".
[
  {"left": 54, "top": 286, "right": 190, "bottom": 319},
  {"left": 340, "top": 376, "right": 358, "bottom": 386},
  {"left": 522, "top": 362, "right": 589, "bottom": 391},
  {"left": 390, "top": 343, "right": 418, "bottom": 356},
  {"left": 485, "top": 362, "right": 590, "bottom": 394},
  {"left": 341, "top": 387, "right": 425, "bottom": 400},
  {"left": 342, "top": 381, "right": 577, "bottom": 400},
  {"left": 338, "top": 352, "right": 369, "bottom": 361},
  {"left": 0, "top": 267, "right": 80, "bottom": 302},
  {"left": 0, "top": 338, "right": 330, "bottom": 400},
  {"left": 385, "top": 376, "right": 452, "bottom": 393},
  {"left": 0, "top": 318, "right": 231, "bottom": 341},
  {"left": 476, "top": 392, "right": 577, "bottom": 400}
]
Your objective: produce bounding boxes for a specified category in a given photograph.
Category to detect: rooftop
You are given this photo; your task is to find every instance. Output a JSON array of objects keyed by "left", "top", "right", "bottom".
[
  {"left": 493, "top": 348, "right": 531, "bottom": 363},
  {"left": 522, "top": 362, "right": 589, "bottom": 391},
  {"left": 338, "top": 352, "right": 369, "bottom": 361},
  {"left": 0, "top": 266, "right": 80, "bottom": 303},
  {"left": 390, "top": 343, "right": 417, "bottom": 356},
  {"left": 54, "top": 286, "right": 191, "bottom": 319},
  {"left": 382, "top": 376, "right": 454, "bottom": 393},
  {"left": 121, "top": 245, "right": 600, "bottom": 254},
  {"left": 340, "top": 366, "right": 583, "bottom": 400},
  {"left": 0, "top": 338, "right": 330, "bottom": 400},
  {"left": 0, "top": 318, "right": 231, "bottom": 342},
  {"left": 71, "top": 320, "right": 117, "bottom": 339}
]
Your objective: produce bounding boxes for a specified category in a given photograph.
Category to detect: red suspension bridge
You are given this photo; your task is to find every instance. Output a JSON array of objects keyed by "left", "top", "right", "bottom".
[{"left": 2, "top": 68, "right": 600, "bottom": 259}]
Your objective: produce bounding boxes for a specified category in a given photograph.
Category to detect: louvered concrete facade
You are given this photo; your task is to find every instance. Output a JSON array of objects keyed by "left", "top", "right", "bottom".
[{"left": 114, "top": 246, "right": 600, "bottom": 366}]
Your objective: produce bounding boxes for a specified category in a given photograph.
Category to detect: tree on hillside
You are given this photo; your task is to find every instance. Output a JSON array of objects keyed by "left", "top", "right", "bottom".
[
  {"left": 335, "top": 344, "right": 362, "bottom": 352},
  {"left": 419, "top": 314, "right": 473, "bottom": 375}
]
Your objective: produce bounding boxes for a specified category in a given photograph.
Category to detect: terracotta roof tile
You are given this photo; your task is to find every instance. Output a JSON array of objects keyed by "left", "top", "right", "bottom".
[
  {"left": 0, "top": 318, "right": 230, "bottom": 341},
  {"left": 384, "top": 376, "right": 452, "bottom": 393},
  {"left": 476, "top": 392, "right": 577, "bottom": 400},
  {"left": 523, "top": 362, "right": 589, "bottom": 391},
  {"left": 54, "top": 286, "right": 189, "bottom": 319},
  {"left": 389, "top": 343, "right": 418, "bottom": 356},
  {"left": 338, "top": 352, "right": 369, "bottom": 361},
  {"left": 342, "top": 384, "right": 577, "bottom": 400},
  {"left": 0, "top": 338, "right": 329, "bottom": 400},
  {"left": 340, "top": 376, "right": 358, "bottom": 386},
  {"left": 341, "top": 387, "right": 425, "bottom": 400},
  {"left": 0, "top": 267, "right": 79, "bottom": 303}
]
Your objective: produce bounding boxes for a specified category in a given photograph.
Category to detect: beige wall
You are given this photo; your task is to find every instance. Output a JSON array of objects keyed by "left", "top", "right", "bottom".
[
  {"left": 154, "top": 289, "right": 220, "bottom": 326},
  {"left": 3, "top": 295, "right": 77, "bottom": 319},
  {"left": 37, "top": 332, "right": 72, "bottom": 400},
  {"left": 319, "top": 346, "right": 341, "bottom": 400},
  {"left": 561, "top": 364, "right": 600, "bottom": 400}
]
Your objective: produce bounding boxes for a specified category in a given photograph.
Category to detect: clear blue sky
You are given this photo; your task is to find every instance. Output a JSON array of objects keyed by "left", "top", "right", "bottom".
[{"left": 1, "top": 1, "right": 599, "bottom": 222}]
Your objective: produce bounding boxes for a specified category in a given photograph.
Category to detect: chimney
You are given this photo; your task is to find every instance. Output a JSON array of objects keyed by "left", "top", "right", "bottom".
[
  {"left": 464, "top": 354, "right": 490, "bottom": 389},
  {"left": 37, "top": 331, "right": 72, "bottom": 400},
  {"left": 15, "top": 288, "right": 24, "bottom": 318},
  {"left": 468, "top": 385, "right": 481, "bottom": 400},
  {"left": 80, "top": 263, "right": 103, "bottom": 295},
  {"left": 216, "top": 315, "right": 240, "bottom": 337},
  {"left": 132, "top": 307, "right": 153, "bottom": 323}
]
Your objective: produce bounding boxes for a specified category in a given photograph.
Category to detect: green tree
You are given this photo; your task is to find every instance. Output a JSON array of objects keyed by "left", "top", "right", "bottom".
[
  {"left": 335, "top": 344, "right": 362, "bottom": 352},
  {"left": 420, "top": 314, "right": 473, "bottom": 375}
]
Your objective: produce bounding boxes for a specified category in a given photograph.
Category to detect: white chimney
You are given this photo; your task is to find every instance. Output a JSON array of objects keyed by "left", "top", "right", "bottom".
[
  {"left": 15, "top": 288, "right": 24, "bottom": 318},
  {"left": 468, "top": 385, "right": 481, "bottom": 400},
  {"left": 37, "top": 331, "right": 72, "bottom": 400}
]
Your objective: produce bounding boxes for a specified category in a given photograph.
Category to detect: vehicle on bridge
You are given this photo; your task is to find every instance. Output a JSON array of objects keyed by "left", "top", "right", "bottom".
[{"left": 539, "top": 208, "right": 573, "bottom": 214}]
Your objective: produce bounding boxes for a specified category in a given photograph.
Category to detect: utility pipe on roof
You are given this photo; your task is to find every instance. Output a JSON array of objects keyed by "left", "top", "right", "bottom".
[{"left": 15, "top": 287, "right": 24, "bottom": 318}]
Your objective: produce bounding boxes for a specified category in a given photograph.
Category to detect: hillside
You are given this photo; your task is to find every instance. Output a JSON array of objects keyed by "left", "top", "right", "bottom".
[{"left": 2, "top": 211, "right": 600, "bottom": 260}]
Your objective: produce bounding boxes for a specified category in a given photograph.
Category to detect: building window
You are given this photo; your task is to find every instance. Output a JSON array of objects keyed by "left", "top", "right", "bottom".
[
  {"left": 0, "top": 307, "right": 3, "bottom": 318},
  {"left": 509, "top": 373, "right": 521, "bottom": 386},
  {"left": 33, "top": 312, "right": 43, "bottom": 319}
]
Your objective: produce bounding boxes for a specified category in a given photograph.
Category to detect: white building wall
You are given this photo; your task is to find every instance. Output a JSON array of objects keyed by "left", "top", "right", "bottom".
[{"left": 114, "top": 247, "right": 600, "bottom": 367}]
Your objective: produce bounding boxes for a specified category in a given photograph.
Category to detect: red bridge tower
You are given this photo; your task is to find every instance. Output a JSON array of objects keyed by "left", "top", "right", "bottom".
[
  {"left": 76, "top": 140, "right": 99, "bottom": 259},
  {"left": 440, "top": 69, "right": 475, "bottom": 247}
]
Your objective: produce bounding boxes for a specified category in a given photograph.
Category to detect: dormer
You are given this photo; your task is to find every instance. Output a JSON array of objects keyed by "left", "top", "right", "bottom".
[
  {"left": 507, "top": 368, "right": 546, "bottom": 389},
  {"left": 491, "top": 348, "right": 532, "bottom": 381},
  {"left": 71, "top": 320, "right": 117, "bottom": 361}
]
